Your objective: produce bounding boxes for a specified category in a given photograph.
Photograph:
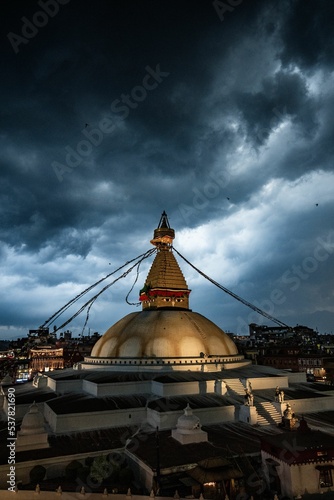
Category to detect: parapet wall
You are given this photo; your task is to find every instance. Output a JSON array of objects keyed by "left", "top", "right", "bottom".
[{"left": 0, "top": 492, "right": 174, "bottom": 500}]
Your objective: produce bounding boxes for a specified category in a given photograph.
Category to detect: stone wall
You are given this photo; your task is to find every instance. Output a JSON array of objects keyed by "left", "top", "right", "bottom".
[
  {"left": 285, "top": 396, "right": 334, "bottom": 415},
  {"left": 0, "top": 492, "right": 171, "bottom": 500},
  {"left": 245, "top": 376, "right": 289, "bottom": 390},
  {"left": 151, "top": 380, "right": 215, "bottom": 397},
  {"left": 146, "top": 404, "right": 235, "bottom": 430},
  {"left": 0, "top": 448, "right": 123, "bottom": 490},
  {"left": 45, "top": 407, "right": 147, "bottom": 434},
  {"left": 47, "top": 378, "right": 83, "bottom": 394},
  {"left": 83, "top": 380, "right": 152, "bottom": 397}
]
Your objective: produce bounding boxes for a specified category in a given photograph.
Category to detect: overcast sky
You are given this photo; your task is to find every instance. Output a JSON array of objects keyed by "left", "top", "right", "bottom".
[{"left": 1, "top": 0, "right": 334, "bottom": 340}]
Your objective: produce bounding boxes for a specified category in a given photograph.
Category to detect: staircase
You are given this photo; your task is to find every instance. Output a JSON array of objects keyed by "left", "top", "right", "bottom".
[
  {"left": 225, "top": 379, "right": 246, "bottom": 397},
  {"left": 256, "top": 401, "right": 282, "bottom": 426}
]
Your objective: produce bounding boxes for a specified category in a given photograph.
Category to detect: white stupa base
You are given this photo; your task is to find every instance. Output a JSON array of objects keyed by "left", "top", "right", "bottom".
[
  {"left": 16, "top": 433, "right": 49, "bottom": 452},
  {"left": 171, "top": 428, "right": 208, "bottom": 444}
]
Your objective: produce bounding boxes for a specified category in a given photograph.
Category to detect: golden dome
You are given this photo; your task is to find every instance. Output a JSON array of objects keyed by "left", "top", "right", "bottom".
[
  {"left": 87, "top": 213, "right": 244, "bottom": 369},
  {"left": 90, "top": 309, "right": 238, "bottom": 358}
]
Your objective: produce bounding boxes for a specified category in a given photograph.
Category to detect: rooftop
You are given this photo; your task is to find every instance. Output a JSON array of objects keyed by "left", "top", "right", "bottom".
[
  {"left": 46, "top": 393, "right": 148, "bottom": 415},
  {"left": 0, "top": 426, "right": 127, "bottom": 466}
]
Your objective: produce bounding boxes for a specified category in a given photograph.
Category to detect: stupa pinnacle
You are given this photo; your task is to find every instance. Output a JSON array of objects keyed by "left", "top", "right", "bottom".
[
  {"left": 139, "top": 211, "right": 191, "bottom": 310},
  {"left": 150, "top": 210, "right": 175, "bottom": 246}
]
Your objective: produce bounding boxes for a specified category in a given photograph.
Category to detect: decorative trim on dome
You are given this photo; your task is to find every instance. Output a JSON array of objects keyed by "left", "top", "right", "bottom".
[{"left": 139, "top": 288, "right": 190, "bottom": 301}]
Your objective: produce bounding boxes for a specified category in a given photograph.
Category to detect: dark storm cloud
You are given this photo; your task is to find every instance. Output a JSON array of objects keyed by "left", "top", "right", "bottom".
[
  {"left": 279, "top": 0, "right": 334, "bottom": 69},
  {"left": 234, "top": 69, "right": 319, "bottom": 148},
  {"left": 1, "top": 1, "right": 334, "bottom": 338}
]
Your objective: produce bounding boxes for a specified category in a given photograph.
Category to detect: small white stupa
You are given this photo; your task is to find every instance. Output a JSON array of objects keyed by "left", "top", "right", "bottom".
[
  {"left": 171, "top": 404, "right": 208, "bottom": 444},
  {"left": 16, "top": 402, "right": 49, "bottom": 452}
]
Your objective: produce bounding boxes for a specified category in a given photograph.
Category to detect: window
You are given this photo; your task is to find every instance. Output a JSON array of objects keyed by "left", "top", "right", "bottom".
[{"left": 318, "top": 468, "right": 333, "bottom": 488}]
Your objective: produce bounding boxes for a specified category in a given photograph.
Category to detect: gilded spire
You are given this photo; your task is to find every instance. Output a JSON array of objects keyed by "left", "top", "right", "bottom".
[
  {"left": 139, "top": 212, "right": 191, "bottom": 310},
  {"left": 150, "top": 210, "right": 175, "bottom": 247}
]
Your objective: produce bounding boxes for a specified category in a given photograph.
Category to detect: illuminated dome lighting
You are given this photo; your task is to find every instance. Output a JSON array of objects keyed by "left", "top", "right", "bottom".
[{"left": 83, "top": 213, "right": 249, "bottom": 372}]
